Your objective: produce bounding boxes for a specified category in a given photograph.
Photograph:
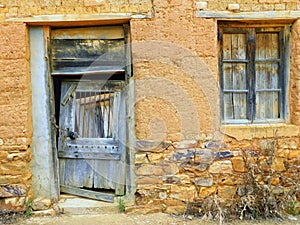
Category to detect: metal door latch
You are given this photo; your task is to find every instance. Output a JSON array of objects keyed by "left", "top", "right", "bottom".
[{"left": 52, "top": 122, "right": 78, "bottom": 140}]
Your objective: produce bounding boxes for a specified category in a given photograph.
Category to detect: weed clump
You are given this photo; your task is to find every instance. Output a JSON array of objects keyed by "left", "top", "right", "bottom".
[{"left": 185, "top": 131, "right": 300, "bottom": 222}]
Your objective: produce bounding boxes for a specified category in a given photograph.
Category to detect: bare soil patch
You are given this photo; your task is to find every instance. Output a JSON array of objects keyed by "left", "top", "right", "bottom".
[{"left": 7, "top": 213, "right": 300, "bottom": 225}]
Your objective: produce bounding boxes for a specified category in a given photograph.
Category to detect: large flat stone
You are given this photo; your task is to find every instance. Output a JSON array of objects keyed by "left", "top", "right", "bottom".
[
  {"left": 170, "top": 149, "right": 213, "bottom": 164},
  {"left": 136, "top": 176, "right": 162, "bottom": 185},
  {"left": 218, "top": 174, "right": 245, "bottom": 185},
  {"left": 175, "top": 140, "right": 198, "bottom": 149},
  {"left": 218, "top": 185, "right": 237, "bottom": 199},
  {"left": 179, "top": 162, "right": 210, "bottom": 173},
  {"left": 136, "top": 140, "right": 171, "bottom": 153},
  {"left": 31, "top": 209, "right": 56, "bottom": 216},
  {"left": 208, "top": 160, "right": 233, "bottom": 174},
  {"left": 0, "top": 196, "right": 26, "bottom": 212},
  {"left": 160, "top": 162, "right": 179, "bottom": 175},
  {"left": 202, "top": 141, "right": 226, "bottom": 149},
  {"left": 57, "top": 194, "right": 119, "bottom": 215},
  {"left": 199, "top": 186, "right": 216, "bottom": 197},
  {"left": 161, "top": 175, "right": 190, "bottom": 184},
  {"left": 195, "top": 149, "right": 213, "bottom": 163},
  {"left": 169, "top": 149, "right": 195, "bottom": 161},
  {"left": 214, "top": 150, "right": 233, "bottom": 160},
  {"left": 32, "top": 198, "right": 51, "bottom": 211},
  {"left": 170, "top": 185, "right": 196, "bottom": 202},
  {"left": 231, "top": 156, "right": 246, "bottom": 172},
  {"left": 195, "top": 177, "right": 213, "bottom": 187},
  {"left": 0, "top": 184, "right": 27, "bottom": 197},
  {"left": 136, "top": 165, "right": 165, "bottom": 176}
]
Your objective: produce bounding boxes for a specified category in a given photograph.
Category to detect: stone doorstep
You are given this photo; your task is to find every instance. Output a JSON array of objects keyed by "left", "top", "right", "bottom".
[
  {"left": 31, "top": 209, "right": 57, "bottom": 216},
  {"left": 56, "top": 194, "right": 120, "bottom": 215}
]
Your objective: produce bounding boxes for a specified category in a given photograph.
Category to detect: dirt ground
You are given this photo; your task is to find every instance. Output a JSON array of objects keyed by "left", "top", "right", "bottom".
[{"left": 6, "top": 213, "right": 299, "bottom": 225}]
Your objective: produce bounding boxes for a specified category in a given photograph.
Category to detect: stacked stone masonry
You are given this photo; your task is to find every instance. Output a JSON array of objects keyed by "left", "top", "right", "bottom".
[
  {"left": 131, "top": 137, "right": 300, "bottom": 214},
  {"left": 0, "top": 0, "right": 299, "bottom": 214}
]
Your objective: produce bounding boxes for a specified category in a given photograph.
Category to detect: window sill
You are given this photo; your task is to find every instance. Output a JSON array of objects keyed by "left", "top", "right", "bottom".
[
  {"left": 195, "top": 10, "right": 300, "bottom": 20},
  {"left": 220, "top": 123, "right": 299, "bottom": 141}
]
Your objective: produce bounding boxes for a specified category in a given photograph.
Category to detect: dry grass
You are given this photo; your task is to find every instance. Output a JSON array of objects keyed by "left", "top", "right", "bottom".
[
  {"left": 0, "top": 210, "right": 26, "bottom": 224},
  {"left": 184, "top": 130, "right": 300, "bottom": 223}
]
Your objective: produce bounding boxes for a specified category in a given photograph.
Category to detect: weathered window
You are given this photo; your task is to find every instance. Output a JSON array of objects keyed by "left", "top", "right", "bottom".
[{"left": 218, "top": 24, "right": 290, "bottom": 123}]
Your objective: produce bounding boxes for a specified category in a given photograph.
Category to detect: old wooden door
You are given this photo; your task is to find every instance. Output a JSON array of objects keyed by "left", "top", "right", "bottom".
[
  {"left": 50, "top": 25, "right": 130, "bottom": 202},
  {"left": 58, "top": 80, "right": 126, "bottom": 202}
]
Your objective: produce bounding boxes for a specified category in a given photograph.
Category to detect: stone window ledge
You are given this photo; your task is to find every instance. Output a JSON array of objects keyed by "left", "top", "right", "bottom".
[
  {"left": 220, "top": 124, "right": 299, "bottom": 141},
  {"left": 195, "top": 10, "right": 300, "bottom": 20}
]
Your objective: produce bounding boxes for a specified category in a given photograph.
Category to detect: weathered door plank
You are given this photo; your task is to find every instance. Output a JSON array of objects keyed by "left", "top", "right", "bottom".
[
  {"left": 60, "top": 185, "right": 114, "bottom": 202},
  {"left": 115, "top": 88, "right": 126, "bottom": 195},
  {"left": 58, "top": 80, "right": 126, "bottom": 197},
  {"left": 60, "top": 159, "right": 94, "bottom": 188},
  {"left": 58, "top": 151, "right": 121, "bottom": 160}
]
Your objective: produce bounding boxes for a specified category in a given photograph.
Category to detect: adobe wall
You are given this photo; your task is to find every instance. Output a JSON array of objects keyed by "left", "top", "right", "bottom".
[
  {"left": 0, "top": 0, "right": 152, "bottom": 18},
  {"left": 203, "top": 0, "right": 300, "bottom": 11},
  {"left": 0, "top": 22, "right": 32, "bottom": 212}
]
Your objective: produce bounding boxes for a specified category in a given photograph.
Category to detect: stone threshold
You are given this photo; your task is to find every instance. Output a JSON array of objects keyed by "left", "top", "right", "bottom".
[{"left": 55, "top": 194, "right": 120, "bottom": 215}]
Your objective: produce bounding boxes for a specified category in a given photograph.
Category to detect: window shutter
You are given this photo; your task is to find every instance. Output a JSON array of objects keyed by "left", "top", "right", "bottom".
[
  {"left": 255, "top": 31, "right": 281, "bottom": 120},
  {"left": 220, "top": 31, "right": 249, "bottom": 121}
]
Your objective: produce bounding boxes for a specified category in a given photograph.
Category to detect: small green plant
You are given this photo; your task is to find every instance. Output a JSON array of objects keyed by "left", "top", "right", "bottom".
[
  {"left": 287, "top": 201, "right": 299, "bottom": 216},
  {"left": 118, "top": 198, "right": 125, "bottom": 213},
  {"left": 25, "top": 199, "right": 32, "bottom": 217}
]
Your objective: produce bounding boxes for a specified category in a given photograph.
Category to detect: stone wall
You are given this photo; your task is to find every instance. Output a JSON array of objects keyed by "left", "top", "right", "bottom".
[{"left": 128, "top": 132, "right": 300, "bottom": 214}]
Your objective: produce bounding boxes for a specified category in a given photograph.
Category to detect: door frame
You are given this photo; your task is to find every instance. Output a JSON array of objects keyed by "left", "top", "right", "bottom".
[{"left": 29, "top": 24, "right": 136, "bottom": 203}]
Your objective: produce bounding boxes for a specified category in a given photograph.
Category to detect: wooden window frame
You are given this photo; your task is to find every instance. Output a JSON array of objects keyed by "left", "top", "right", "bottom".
[{"left": 218, "top": 23, "right": 291, "bottom": 124}]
